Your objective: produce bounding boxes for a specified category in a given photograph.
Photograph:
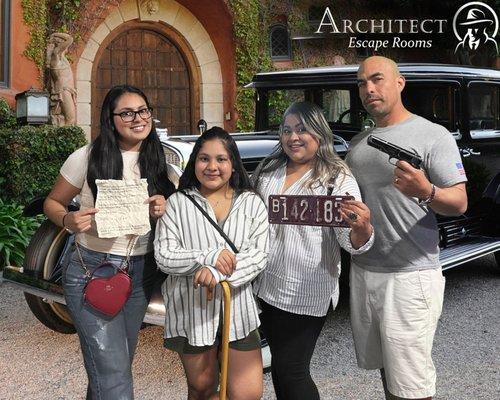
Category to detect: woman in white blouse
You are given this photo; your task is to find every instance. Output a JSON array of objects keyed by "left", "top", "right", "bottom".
[
  {"left": 253, "top": 102, "right": 374, "bottom": 400},
  {"left": 154, "top": 127, "right": 268, "bottom": 400}
]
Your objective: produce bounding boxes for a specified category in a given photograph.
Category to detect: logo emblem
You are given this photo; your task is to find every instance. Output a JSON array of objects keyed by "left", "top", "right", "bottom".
[{"left": 453, "top": 2, "right": 499, "bottom": 54}]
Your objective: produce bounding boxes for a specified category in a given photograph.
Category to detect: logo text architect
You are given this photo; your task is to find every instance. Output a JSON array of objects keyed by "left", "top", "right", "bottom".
[{"left": 315, "top": 7, "right": 447, "bottom": 50}]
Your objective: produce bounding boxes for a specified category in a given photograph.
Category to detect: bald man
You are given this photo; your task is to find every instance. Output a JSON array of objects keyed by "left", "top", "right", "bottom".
[{"left": 346, "top": 56, "right": 468, "bottom": 400}]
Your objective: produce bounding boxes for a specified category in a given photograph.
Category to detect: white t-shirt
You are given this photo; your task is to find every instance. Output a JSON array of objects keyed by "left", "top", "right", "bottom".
[{"left": 60, "top": 144, "right": 177, "bottom": 256}]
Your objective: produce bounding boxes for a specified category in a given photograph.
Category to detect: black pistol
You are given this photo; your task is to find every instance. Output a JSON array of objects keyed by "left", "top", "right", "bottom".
[{"left": 367, "top": 135, "right": 422, "bottom": 169}]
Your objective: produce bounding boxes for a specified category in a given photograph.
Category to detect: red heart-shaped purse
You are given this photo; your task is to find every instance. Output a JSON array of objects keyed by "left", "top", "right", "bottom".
[{"left": 84, "top": 262, "right": 132, "bottom": 317}]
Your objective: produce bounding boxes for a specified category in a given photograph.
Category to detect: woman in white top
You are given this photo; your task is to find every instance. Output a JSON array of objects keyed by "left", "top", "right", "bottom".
[
  {"left": 43, "top": 85, "right": 176, "bottom": 399},
  {"left": 253, "top": 101, "right": 374, "bottom": 400},
  {"left": 154, "top": 127, "right": 268, "bottom": 400}
]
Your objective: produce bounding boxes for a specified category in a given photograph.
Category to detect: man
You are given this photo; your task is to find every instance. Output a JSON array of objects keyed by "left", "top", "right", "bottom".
[{"left": 346, "top": 56, "right": 468, "bottom": 400}]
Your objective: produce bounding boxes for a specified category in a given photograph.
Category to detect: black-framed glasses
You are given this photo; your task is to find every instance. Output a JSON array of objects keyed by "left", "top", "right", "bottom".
[{"left": 112, "top": 107, "right": 153, "bottom": 122}]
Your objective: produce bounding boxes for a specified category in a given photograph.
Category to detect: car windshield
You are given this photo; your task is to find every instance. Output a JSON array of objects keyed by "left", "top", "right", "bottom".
[{"left": 266, "top": 88, "right": 366, "bottom": 132}]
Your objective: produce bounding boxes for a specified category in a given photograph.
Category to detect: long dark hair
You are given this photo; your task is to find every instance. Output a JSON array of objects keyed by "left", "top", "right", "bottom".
[
  {"left": 178, "top": 127, "right": 253, "bottom": 194},
  {"left": 86, "top": 85, "right": 175, "bottom": 201}
]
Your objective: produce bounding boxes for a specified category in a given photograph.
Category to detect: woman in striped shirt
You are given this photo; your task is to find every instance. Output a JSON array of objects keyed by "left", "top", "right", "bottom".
[
  {"left": 253, "top": 102, "right": 374, "bottom": 400},
  {"left": 154, "top": 127, "right": 268, "bottom": 400}
]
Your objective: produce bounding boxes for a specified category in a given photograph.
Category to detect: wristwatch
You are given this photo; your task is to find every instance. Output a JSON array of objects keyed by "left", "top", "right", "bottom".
[{"left": 419, "top": 184, "right": 436, "bottom": 205}]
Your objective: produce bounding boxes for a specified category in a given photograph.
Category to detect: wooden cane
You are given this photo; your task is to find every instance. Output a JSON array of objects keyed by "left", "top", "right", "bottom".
[{"left": 219, "top": 281, "right": 231, "bottom": 400}]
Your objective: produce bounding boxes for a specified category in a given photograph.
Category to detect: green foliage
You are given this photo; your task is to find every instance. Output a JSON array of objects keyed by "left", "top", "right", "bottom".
[
  {"left": 21, "top": 0, "right": 86, "bottom": 79},
  {"left": 0, "top": 124, "right": 87, "bottom": 204},
  {"left": 21, "top": 0, "right": 48, "bottom": 80},
  {"left": 51, "top": 0, "right": 82, "bottom": 26},
  {"left": 48, "top": 0, "right": 85, "bottom": 36},
  {"left": 0, "top": 198, "right": 44, "bottom": 269},
  {"left": 229, "top": 0, "right": 273, "bottom": 131},
  {"left": 0, "top": 98, "right": 17, "bottom": 128}
]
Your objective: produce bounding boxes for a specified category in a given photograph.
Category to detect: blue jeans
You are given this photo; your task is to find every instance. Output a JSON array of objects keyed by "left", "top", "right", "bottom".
[{"left": 63, "top": 244, "right": 157, "bottom": 400}]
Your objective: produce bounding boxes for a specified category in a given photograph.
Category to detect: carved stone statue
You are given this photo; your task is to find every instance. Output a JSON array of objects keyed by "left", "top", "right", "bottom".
[{"left": 46, "top": 33, "right": 77, "bottom": 126}]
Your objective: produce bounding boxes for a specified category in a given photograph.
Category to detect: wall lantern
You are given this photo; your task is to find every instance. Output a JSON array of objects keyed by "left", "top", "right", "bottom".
[{"left": 15, "top": 88, "right": 50, "bottom": 125}]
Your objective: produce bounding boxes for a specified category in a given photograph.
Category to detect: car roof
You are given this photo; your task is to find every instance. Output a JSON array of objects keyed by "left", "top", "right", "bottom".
[{"left": 247, "top": 63, "right": 500, "bottom": 88}]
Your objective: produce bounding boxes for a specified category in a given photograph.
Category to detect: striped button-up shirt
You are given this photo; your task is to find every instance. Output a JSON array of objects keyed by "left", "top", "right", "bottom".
[
  {"left": 154, "top": 188, "right": 268, "bottom": 346},
  {"left": 253, "top": 166, "right": 373, "bottom": 316}
]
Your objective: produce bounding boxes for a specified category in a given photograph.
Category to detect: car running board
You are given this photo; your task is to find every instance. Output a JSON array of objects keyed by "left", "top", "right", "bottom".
[{"left": 440, "top": 236, "right": 500, "bottom": 270}]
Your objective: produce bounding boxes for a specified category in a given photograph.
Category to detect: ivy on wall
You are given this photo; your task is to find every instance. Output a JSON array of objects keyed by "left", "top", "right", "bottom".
[
  {"left": 228, "top": 0, "right": 273, "bottom": 131},
  {"left": 48, "top": 0, "right": 87, "bottom": 36},
  {"left": 21, "top": 0, "right": 48, "bottom": 80},
  {"left": 21, "top": 0, "right": 87, "bottom": 81}
]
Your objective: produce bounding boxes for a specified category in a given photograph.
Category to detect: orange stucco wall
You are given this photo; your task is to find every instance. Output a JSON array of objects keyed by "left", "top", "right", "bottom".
[{"left": 0, "top": 1, "right": 41, "bottom": 107}]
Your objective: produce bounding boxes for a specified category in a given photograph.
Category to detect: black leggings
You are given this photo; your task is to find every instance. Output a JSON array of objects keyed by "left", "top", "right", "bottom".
[{"left": 259, "top": 300, "right": 327, "bottom": 400}]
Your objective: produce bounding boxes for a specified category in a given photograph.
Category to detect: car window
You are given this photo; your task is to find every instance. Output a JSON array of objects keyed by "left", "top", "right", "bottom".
[
  {"left": 402, "top": 84, "right": 459, "bottom": 133},
  {"left": 323, "top": 89, "right": 351, "bottom": 123},
  {"left": 321, "top": 88, "right": 371, "bottom": 131},
  {"left": 469, "top": 83, "right": 499, "bottom": 131},
  {"left": 262, "top": 87, "right": 368, "bottom": 135}
]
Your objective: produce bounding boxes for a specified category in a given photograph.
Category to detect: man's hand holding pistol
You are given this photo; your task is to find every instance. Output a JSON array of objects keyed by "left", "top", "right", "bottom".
[{"left": 367, "top": 135, "right": 435, "bottom": 203}]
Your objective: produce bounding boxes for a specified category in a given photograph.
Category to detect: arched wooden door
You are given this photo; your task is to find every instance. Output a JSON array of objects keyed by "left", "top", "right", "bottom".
[{"left": 93, "top": 28, "right": 192, "bottom": 138}]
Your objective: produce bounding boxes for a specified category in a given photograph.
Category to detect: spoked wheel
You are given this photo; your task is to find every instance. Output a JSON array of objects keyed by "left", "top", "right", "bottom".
[{"left": 23, "top": 220, "right": 75, "bottom": 333}]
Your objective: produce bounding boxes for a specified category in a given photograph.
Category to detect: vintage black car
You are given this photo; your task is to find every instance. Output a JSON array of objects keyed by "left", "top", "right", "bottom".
[
  {"left": 2, "top": 64, "right": 499, "bottom": 367},
  {"left": 247, "top": 63, "right": 500, "bottom": 269}
]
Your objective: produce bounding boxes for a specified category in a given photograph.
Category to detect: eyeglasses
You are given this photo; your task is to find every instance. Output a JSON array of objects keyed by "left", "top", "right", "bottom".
[
  {"left": 112, "top": 107, "right": 153, "bottom": 122},
  {"left": 281, "top": 126, "right": 309, "bottom": 136}
]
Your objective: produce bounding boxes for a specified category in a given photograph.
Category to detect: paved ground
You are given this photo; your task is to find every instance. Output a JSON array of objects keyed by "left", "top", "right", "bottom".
[{"left": 0, "top": 254, "right": 499, "bottom": 399}]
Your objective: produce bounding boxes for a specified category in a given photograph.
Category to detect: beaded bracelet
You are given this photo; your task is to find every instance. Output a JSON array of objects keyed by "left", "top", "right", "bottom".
[{"left": 419, "top": 184, "right": 436, "bottom": 205}]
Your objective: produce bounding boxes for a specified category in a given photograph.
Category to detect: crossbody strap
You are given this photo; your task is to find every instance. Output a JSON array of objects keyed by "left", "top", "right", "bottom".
[
  {"left": 75, "top": 236, "right": 138, "bottom": 278},
  {"left": 180, "top": 190, "right": 239, "bottom": 254}
]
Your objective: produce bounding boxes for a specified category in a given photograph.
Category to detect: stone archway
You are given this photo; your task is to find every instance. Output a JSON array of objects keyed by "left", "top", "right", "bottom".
[
  {"left": 92, "top": 25, "right": 196, "bottom": 138},
  {"left": 76, "top": 0, "right": 224, "bottom": 141}
]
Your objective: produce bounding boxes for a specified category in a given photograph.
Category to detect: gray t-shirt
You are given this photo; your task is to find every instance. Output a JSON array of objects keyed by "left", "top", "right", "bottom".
[{"left": 346, "top": 115, "right": 467, "bottom": 272}]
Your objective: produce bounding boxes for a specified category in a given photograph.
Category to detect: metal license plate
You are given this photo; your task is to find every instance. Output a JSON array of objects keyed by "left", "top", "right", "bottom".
[{"left": 268, "top": 195, "right": 354, "bottom": 227}]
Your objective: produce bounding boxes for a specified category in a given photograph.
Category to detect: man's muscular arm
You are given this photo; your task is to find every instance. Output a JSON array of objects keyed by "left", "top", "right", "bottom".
[{"left": 394, "top": 160, "right": 467, "bottom": 216}]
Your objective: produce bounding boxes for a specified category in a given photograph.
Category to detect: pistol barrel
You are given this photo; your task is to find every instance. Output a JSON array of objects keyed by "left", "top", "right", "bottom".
[{"left": 367, "top": 135, "right": 422, "bottom": 169}]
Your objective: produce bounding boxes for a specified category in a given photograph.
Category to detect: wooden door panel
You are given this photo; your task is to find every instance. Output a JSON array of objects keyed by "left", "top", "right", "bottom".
[{"left": 93, "top": 29, "right": 192, "bottom": 137}]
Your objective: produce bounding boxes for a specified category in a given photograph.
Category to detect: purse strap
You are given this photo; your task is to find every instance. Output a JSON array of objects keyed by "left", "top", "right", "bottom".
[
  {"left": 180, "top": 190, "right": 239, "bottom": 254},
  {"left": 75, "top": 235, "right": 138, "bottom": 278}
]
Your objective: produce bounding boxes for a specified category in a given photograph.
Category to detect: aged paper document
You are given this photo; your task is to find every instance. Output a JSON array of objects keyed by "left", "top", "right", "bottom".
[{"left": 94, "top": 179, "right": 150, "bottom": 238}]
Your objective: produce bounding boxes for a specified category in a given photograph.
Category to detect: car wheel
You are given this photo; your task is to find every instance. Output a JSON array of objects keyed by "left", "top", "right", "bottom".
[{"left": 23, "top": 220, "right": 75, "bottom": 334}]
